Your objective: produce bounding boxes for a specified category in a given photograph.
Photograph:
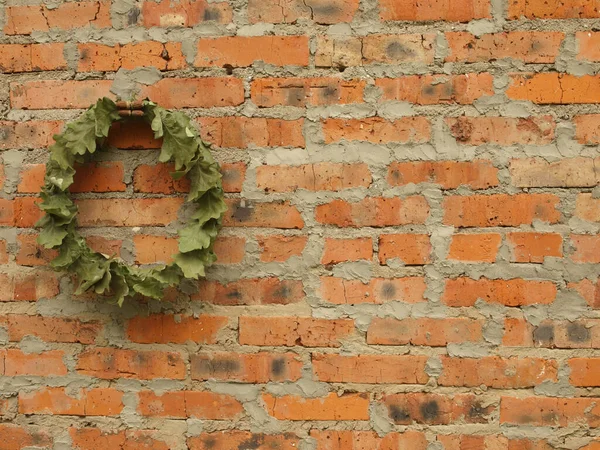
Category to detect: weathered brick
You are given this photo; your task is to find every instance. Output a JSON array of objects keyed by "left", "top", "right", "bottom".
[
  {"left": 575, "top": 194, "right": 600, "bottom": 222},
  {"left": 0, "top": 424, "right": 52, "bottom": 449},
  {"left": 379, "top": 0, "right": 490, "bottom": 21},
  {"left": 507, "top": 73, "right": 600, "bottom": 104},
  {"left": 19, "top": 162, "right": 126, "bottom": 193},
  {"left": 1, "top": 315, "right": 101, "bottom": 344},
  {"left": 507, "top": 232, "right": 563, "bottom": 263},
  {"left": 446, "top": 116, "right": 555, "bottom": 145},
  {"left": 388, "top": 160, "right": 499, "bottom": 189},
  {"left": 239, "top": 316, "right": 354, "bottom": 347},
  {"left": 5, "top": 349, "right": 67, "bottom": 376},
  {"left": 368, "top": 317, "right": 484, "bottom": 346},
  {"left": 323, "top": 117, "right": 431, "bottom": 144},
  {"left": 76, "top": 198, "right": 183, "bottom": 227},
  {"left": 263, "top": 393, "right": 369, "bottom": 420},
  {"left": 377, "top": 73, "right": 493, "bottom": 104},
  {"left": 70, "top": 428, "right": 169, "bottom": 450},
  {"left": 310, "top": 430, "right": 428, "bottom": 450},
  {"left": 258, "top": 235, "right": 307, "bottom": 262},
  {"left": 257, "top": 163, "right": 371, "bottom": 192},
  {"left": 0, "top": 43, "right": 67, "bottom": 73},
  {"left": 316, "top": 196, "right": 429, "bottom": 227},
  {"left": 510, "top": 157, "right": 600, "bottom": 187},
  {"left": 248, "top": 0, "right": 359, "bottom": 24},
  {"left": 188, "top": 432, "right": 300, "bottom": 450},
  {"left": 447, "top": 233, "right": 501, "bottom": 262},
  {"left": 224, "top": 199, "right": 304, "bottom": 228},
  {"left": 142, "top": 0, "right": 232, "bottom": 26},
  {"left": 78, "top": 42, "right": 186, "bottom": 71},
  {"left": 569, "top": 358, "right": 600, "bottom": 386},
  {"left": 19, "top": 387, "right": 123, "bottom": 416},
  {"left": 127, "top": 315, "right": 228, "bottom": 344},
  {"left": 320, "top": 277, "right": 427, "bottom": 304},
  {"left": 0, "top": 272, "right": 60, "bottom": 301},
  {"left": 509, "top": 0, "right": 600, "bottom": 19},
  {"left": 574, "top": 115, "right": 600, "bottom": 144},
  {"left": 500, "top": 396, "right": 600, "bottom": 426},
  {"left": 443, "top": 277, "right": 557, "bottom": 307},
  {"left": 0, "top": 120, "right": 62, "bottom": 149},
  {"left": 322, "top": 237, "right": 372, "bottom": 264},
  {"left": 251, "top": 78, "right": 365, "bottom": 107},
  {"left": 378, "top": 234, "right": 431, "bottom": 265},
  {"left": 313, "top": 354, "right": 429, "bottom": 383},
  {"left": 191, "top": 352, "right": 302, "bottom": 382},
  {"left": 570, "top": 234, "right": 600, "bottom": 263},
  {"left": 194, "top": 278, "right": 304, "bottom": 305},
  {"left": 443, "top": 194, "right": 560, "bottom": 227},
  {"left": 137, "top": 391, "right": 243, "bottom": 419},
  {"left": 569, "top": 278, "right": 600, "bottom": 309},
  {"left": 198, "top": 117, "right": 305, "bottom": 148}
]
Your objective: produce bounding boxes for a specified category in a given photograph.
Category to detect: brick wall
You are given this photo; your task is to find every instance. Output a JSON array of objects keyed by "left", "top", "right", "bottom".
[{"left": 1, "top": 0, "right": 600, "bottom": 448}]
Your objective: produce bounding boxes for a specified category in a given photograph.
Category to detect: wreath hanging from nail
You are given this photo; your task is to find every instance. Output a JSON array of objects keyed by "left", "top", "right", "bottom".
[{"left": 36, "top": 98, "right": 227, "bottom": 306}]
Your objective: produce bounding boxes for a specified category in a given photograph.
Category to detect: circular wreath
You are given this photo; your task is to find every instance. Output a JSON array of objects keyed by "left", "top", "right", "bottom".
[{"left": 36, "top": 98, "right": 226, "bottom": 306}]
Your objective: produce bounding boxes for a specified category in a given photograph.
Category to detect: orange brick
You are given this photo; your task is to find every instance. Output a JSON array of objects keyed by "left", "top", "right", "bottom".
[
  {"left": 448, "top": 233, "right": 501, "bottom": 262},
  {"left": 443, "top": 277, "right": 557, "bottom": 307},
  {"left": 11, "top": 80, "right": 113, "bottom": 109},
  {"left": 507, "top": 232, "right": 563, "bottom": 263},
  {"left": 379, "top": 0, "right": 490, "bottom": 21},
  {"left": 313, "top": 354, "right": 429, "bottom": 383},
  {"left": 239, "top": 316, "right": 354, "bottom": 347},
  {"left": 257, "top": 163, "right": 371, "bottom": 192},
  {"left": 0, "top": 120, "right": 62, "bottom": 150},
  {"left": 0, "top": 424, "right": 52, "bottom": 449},
  {"left": 194, "top": 278, "right": 304, "bottom": 305},
  {"left": 323, "top": 117, "right": 431, "bottom": 144},
  {"left": 248, "top": 0, "right": 359, "bottom": 24},
  {"left": 107, "top": 119, "right": 161, "bottom": 149},
  {"left": 78, "top": 42, "right": 186, "bottom": 71},
  {"left": 188, "top": 432, "right": 300, "bottom": 450},
  {"left": 509, "top": 0, "right": 600, "bottom": 19},
  {"left": 19, "top": 387, "right": 123, "bottom": 416},
  {"left": 569, "top": 358, "right": 600, "bottom": 386},
  {"left": 510, "top": 157, "right": 600, "bottom": 187},
  {"left": 0, "top": 43, "right": 67, "bottom": 73},
  {"left": 198, "top": 117, "right": 305, "bottom": 148},
  {"left": 388, "top": 160, "right": 498, "bottom": 189},
  {"left": 446, "top": 32, "right": 563, "bottom": 63},
  {"left": 378, "top": 234, "right": 431, "bottom": 265},
  {"left": 224, "top": 199, "right": 304, "bottom": 228},
  {"left": 575, "top": 194, "right": 600, "bottom": 222},
  {"left": 377, "top": 73, "right": 493, "bottom": 104},
  {"left": 0, "top": 239, "right": 7, "bottom": 264},
  {"left": 439, "top": 356, "right": 558, "bottom": 388},
  {"left": 570, "top": 235, "right": 600, "bottom": 263},
  {"left": 443, "top": 194, "right": 560, "bottom": 227},
  {"left": 76, "top": 348, "right": 186, "bottom": 380},
  {"left": 507, "top": 73, "right": 600, "bottom": 104},
  {"left": 500, "top": 396, "right": 600, "bottom": 426},
  {"left": 258, "top": 235, "right": 307, "bottom": 262},
  {"left": 5, "top": 349, "right": 67, "bottom": 376},
  {"left": 137, "top": 391, "right": 242, "bottom": 419},
  {"left": 0, "top": 272, "right": 60, "bottom": 301},
  {"left": 2, "top": 315, "right": 101, "bottom": 344},
  {"left": 191, "top": 352, "right": 302, "bottom": 383},
  {"left": 316, "top": 196, "right": 429, "bottom": 227},
  {"left": 368, "top": 317, "right": 484, "bottom": 346},
  {"left": 213, "top": 236, "right": 246, "bottom": 263},
  {"left": 322, "top": 237, "right": 372, "bottom": 264},
  {"left": 575, "top": 115, "right": 600, "bottom": 144},
  {"left": 446, "top": 116, "right": 555, "bottom": 145},
  {"left": 70, "top": 428, "right": 169, "bottom": 450},
  {"left": 263, "top": 392, "right": 369, "bottom": 420},
  {"left": 251, "top": 77, "right": 365, "bottom": 107},
  {"left": 133, "top": 235, "right": 178, "bottom": 264},
  {"left": 569, "top": 278, "right": 600, "bottom": 309},
  {"left": 76, "top": 198, "right": 183, "bottom": 227},
  {"left": 142, "top": 0, "right": 233, "bottom": 26},
  {"left": 127, "top": 314, "right": 227, "bottom": 344},
  {"left": 310, "top": 430, "right": 427, "bottom": 450},
  {"left": 320, "top": 277, "right": 427, "bottom": 304}
]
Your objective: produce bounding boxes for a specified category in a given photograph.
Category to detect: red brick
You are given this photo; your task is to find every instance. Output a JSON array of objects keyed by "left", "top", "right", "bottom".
[
  {"left": 78, "top": 42, "right": 186, "bottom": 71},
  {"left": 142, "top": 0, "right": 232, "bottom": 26},
  {"left": 137, "top": 390, "right": 242, "bottom": 419},
  {"left": 0, "top": 120, "right": 62, "bottom": 150},
  {"left": 198, "top": 117, "right": 305, "bottom": 148},
  {"left": 377, "top": 73, "right": 493, "bottom": 104},
  {"left": 0, "top": 424, "right": 52, "bottom": 450},
  {"left": 0, "top": 239, "right": 7, "bottom": 264},
  {"left": 500, "top": 396, "right": 600, "bottom": 426},
  {"left": 76, "top": 198, "right": 183, "bottom": 227},
  {"left": 191, "top": 352, "right": 302, "bottom": 382},
  {"left": 258, "top": 235, "right": 307, "bottom": 262},
  {"left": 4, "top": 2, "right": 110, "bottom": 35},
  {"left": 569, "top": 278, "right": 600, "bottom": 309},
  {"left": 510, "top": 157, "right": 600, "bottom": 187},
  {"left": 213, "top": 236, "right": 246, "bottom": 263},
  {"left": 76, "top": 348, "right": 186, "bottom": 380},
  {"left": 20, "top": 162, "right": 125, "bottom": 193},
  {"left": 0, "top": 272, "right": 60, "bottom": 301},
  {"left": 388, "top": 160, "right": 498, "bottom": 189},
  {"left": 127, "top": 314, "right": 227, "bottom": 344},
  {"left": 446, "top": 116, "right": 555, "bottom": 145},
  {"left": 310, "top": 430, "right": 428, "bottom": 450},
  {"left": 239, "top": 316, "right": 354, "bottom": 347},
  {"left": 257, "top": 163, "right": 371, "bottom": 192},
  {"left": 509, "top": 0, "right": 600, "bottom": 19},
  {"left": 446, "top": 32, "right": 563, "bottom": 63},
  {"left": 443, "top": 194, "right": 560, "bottom": 227},
  {"left": 195, "top": 36, "right": 308, "bottom": 67},
  {"left": 194, "top": 278, "right": 304, "bottom": 305},
  {"left": 135, "top": 235, "right": 245, "bottom": 265},
  {"left": 379, "top": 0, "right": 490, "bottom": 21},
  {"left": 248, "top": 0, "right": 359, "bottom": 24},
  {"left": 5, "top": 349, "right": 67, "bottom": 376},
  {"left": 107, "top": 119, "right": 161, "bottom": 149},
  {"left": 188, "top": 432, "right": 300, "bottom": 450},
  {"left": 368, "top": 317, "right": 484, "bottom": 346},
  {"left": 575, "top": 194, "right": 600, "bottom": 222},
  {"left": 313, "top": 354, "right": 429, "bottom": 383},
  {"left": 439, "top": 356, "right": 558, "bottom": 388},
  {"left": 507, "top": 73, "right": 600, "bottom": 104},
  {"left": 0, "top": 43, "right": 67, "bottom": 73},
  {"left": 263, "top": 392, "right": 369, "bottom": 420},
  {"left": 70, "top": 428, "right": 169, "bottom": 450},
  {"left": 378, "top": 234, "right": 431, "bottom": 265},
  {"left": 574, "top": 115, "right": 600, "bottom": 144},
  {"left": 322, "top": 237, "right": 372, "bottom": 264},
  {"left": 251, "top": 77, "right": 365, "bottom": 107},
  {"left": 320, "top": 277, "right": 427, "bottom": 304},
  {"left": 448, "top": 233, "right": 501, "bottom": 262},
  {"left": 443, "top": 277, "right": 557, "bottom": 307},
  {"left": 504, "top": 318, "right": 600, "bottom": 349},
  {"left": 19, "top": 387, "right": 123, "bottom": 416},
  {"left": 568, "top": 358, "right": 600, "bottom": 386},
  {"left": 507, "top": 232, "right": 563, "bottom": 263},
  {"left": 323, "top": 117, "right": 431, "bottom": 144},
  {"left": 224, "top": 199, "right": 304, "bottom": 228},
  {"left": 570, "top": 234, "right": 600, "bottom": 263},
  {"left": 1, "top": 315, "right": 100, "bottom": 344},
  {"left": 13, "top": 197, "right": 42, "bottom": 227},
  {"left": 384, "top": 393, "right": 494, "bottom": 425},
  {"left": 11, "top": 80, "right": 113, "bottom": 109},
  {"left": 316, "top": 196, "right": 429, "bottom": 227}
]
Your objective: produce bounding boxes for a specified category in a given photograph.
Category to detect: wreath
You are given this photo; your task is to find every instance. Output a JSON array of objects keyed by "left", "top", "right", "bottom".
[{"left": 36, "top": 98, "right": 227, "bottom": 306}]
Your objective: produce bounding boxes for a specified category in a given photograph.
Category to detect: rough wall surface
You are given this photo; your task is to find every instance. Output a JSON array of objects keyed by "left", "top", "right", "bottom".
[{"left": 1, "top": 0, "right": 600, "bottom": 448}]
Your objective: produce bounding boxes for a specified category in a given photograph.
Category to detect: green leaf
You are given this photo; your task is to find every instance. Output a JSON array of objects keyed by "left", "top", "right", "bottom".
[
  {"left": 178, "top": 219, "right": 219, "bottom": 253},
  {"left": 173, "top": 250, "right": 213, "bottom": 278},
  {"left": 153, "top": 264, "right": 182, "bottom": 286},
  {"left": 109, "top": 271, "right": 130, "bottom": 306},
  {"left": 37, "top": 218, "right": 69, "bottom": 248},
  {"left": 94, "top": 98, "right": 120, "bottom": 137},
  {"left": 132, "top": 276, "right": 165, "bottom": 300},
  {"left": 192, "top": 189, "right": 227, "bottom": 224},
  {"left": 74, "top": 256, "right": 109, "bottom": 294},
  {"left": 50, "top": 235, "right": 84, "bottom": 268},
  {"left": 188, "top": 161, "right": 222, "bottom": 201},
  {"left": 45, "top": 160, "right": 75, "bottom": 191}
]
